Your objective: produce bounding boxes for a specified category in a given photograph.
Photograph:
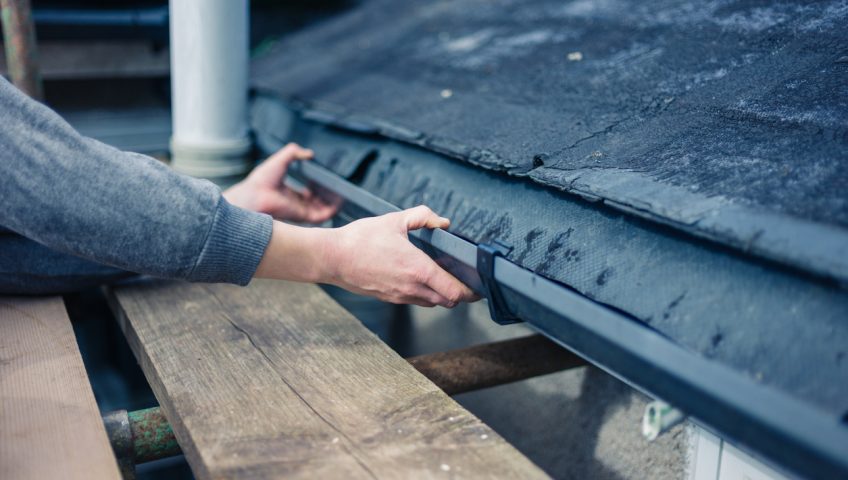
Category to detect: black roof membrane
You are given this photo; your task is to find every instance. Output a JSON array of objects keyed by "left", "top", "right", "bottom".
[{"left": 252, "top": 0, "right": 848, "bottom": 284}]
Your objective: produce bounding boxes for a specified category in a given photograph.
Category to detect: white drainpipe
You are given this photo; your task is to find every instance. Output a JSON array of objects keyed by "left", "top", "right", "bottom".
[{"left": 169, "top": 0, "right": 251, "bottom": 184}]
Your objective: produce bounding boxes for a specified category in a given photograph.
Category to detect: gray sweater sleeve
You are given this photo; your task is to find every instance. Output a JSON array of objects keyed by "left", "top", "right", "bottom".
[{"left": 0, "top": 77, "right": 273, "bottom": 289}]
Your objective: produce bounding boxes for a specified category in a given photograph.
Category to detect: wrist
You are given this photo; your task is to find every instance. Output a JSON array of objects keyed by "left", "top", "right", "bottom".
[
  {"left": 255, "top": 221, "right": 333, "bottom": 283},
  {"left": 312, "top": 226, "right": 343, "bottom": 285},
  {"left": 222, "top": 181, "right": 256, "bottom": 212}
]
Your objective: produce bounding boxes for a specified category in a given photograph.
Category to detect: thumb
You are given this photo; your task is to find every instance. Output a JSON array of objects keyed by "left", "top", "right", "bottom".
[
  {"left": 402, "top": 205, "right": 450, "bottom": 231},
  {"left": 250, "top": 143, "right": 313, "bottom": 188}
]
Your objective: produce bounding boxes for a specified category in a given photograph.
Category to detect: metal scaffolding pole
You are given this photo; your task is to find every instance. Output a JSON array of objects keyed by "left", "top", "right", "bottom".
[
  {"left": 407, "top": 334, "right": 586, "bottom": 395},
  {"left": 1, "top": 0, "right": 43, "bottom": 100}
]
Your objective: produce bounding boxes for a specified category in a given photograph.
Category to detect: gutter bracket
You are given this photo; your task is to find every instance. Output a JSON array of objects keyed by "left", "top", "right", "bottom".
[{"left": 477, "top": 241, "right": 523, "bottom": 325}]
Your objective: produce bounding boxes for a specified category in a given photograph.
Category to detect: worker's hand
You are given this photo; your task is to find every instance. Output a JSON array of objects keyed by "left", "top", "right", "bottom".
[
  {"left": 322, "top": 206, "right": 480, "bottom": 308},
  {"left": 223, "top": 143, "right": 339, "bottom": 223}
]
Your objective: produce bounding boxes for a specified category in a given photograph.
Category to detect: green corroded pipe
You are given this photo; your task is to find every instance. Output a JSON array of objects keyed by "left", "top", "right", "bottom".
[
  {"left": 103, "top": 406, "right": 181, "bottom": 471},
  {"left": 128, "top": 407, "right": 181, "bottom": 464}
]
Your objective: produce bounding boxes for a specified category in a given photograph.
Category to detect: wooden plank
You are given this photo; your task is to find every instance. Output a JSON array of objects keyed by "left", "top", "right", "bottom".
[
  {"left": 109, "top": 279, "right": 549, "bottom": 479},
  {"left": 0, "top": 296, "right": 121, "bottom": 480}
]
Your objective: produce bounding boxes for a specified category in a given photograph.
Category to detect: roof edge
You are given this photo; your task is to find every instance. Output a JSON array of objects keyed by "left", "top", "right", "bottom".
[{"left": 251, "top": 89, "right": 848, "bottom": 287}]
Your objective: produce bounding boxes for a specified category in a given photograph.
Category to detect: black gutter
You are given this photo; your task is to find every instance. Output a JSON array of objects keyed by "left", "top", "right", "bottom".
[{"left": 288, "top": 158, "right": 848, "bottom": 480}]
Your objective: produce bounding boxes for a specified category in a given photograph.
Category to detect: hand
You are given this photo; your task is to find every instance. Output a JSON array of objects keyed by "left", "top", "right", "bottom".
[
  {"left": 321, "top": 206, "right": 480, "bottom": 307},
  {"left": 223, "top": 143, "right": 339, "bottom": 223},
  {"left": 255, "top": 206, "right": 479, "bottom": 307}
]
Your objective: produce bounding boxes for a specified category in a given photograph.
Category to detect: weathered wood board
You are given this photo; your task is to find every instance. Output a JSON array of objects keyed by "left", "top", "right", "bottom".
[
  {"left": 109, "top": 279, "right": 549, "bottom": 479},
  {"left": 0, "top": 296, "right": 121, "bottom": 480}
]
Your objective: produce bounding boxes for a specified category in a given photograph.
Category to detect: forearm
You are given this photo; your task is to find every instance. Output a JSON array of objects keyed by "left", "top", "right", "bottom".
[{"left": 0, "top": 77, "right": 272, "bottom": 287}]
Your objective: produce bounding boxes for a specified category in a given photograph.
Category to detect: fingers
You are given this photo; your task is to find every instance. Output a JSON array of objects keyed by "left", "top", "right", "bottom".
[
  {"left": 402, "top": 205, "right": 450, "bottom": 231},
  {"left": 418, "top": 257, "right": 478, "bottom": 307},
  {"left": 303, "top": 199, "right": 340, "bottom": 223},
  {"left": 395, "top": 208, "right": 477, "bottom": 306},
  {"left": 276, "top": 187, "right": 339, "bottom": 223},
  {"left": 250, "top": 143, "right": 314, "bottom": 188},
  {"left": 300, "top": 189, "right": 342, "bottom": 223},
  {"left": 392, "top": 247, "right": 477, "bottom": 307},
  {"left": 269, "top": 143, "right": 313, "bottom": 168},
  {"left": 397, "top": 277, "right": 477, "bottom": 308},
  {"left": 398, "top": 284, "right": 451, "bottom": 308}
]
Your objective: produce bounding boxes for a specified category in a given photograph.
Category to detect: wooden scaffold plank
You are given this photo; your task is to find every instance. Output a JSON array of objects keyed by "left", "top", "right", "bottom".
[
  {"left": 0, "top": 296, "right": 121, "bottom": 480},
  {"left": 109, "top": 279, "right": 549, "bottom": 479}
]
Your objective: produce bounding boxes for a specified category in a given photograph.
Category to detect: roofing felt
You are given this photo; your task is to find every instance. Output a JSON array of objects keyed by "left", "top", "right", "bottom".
[{"left": 251, "top": 0, "right": 848, "bottom": 284}]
